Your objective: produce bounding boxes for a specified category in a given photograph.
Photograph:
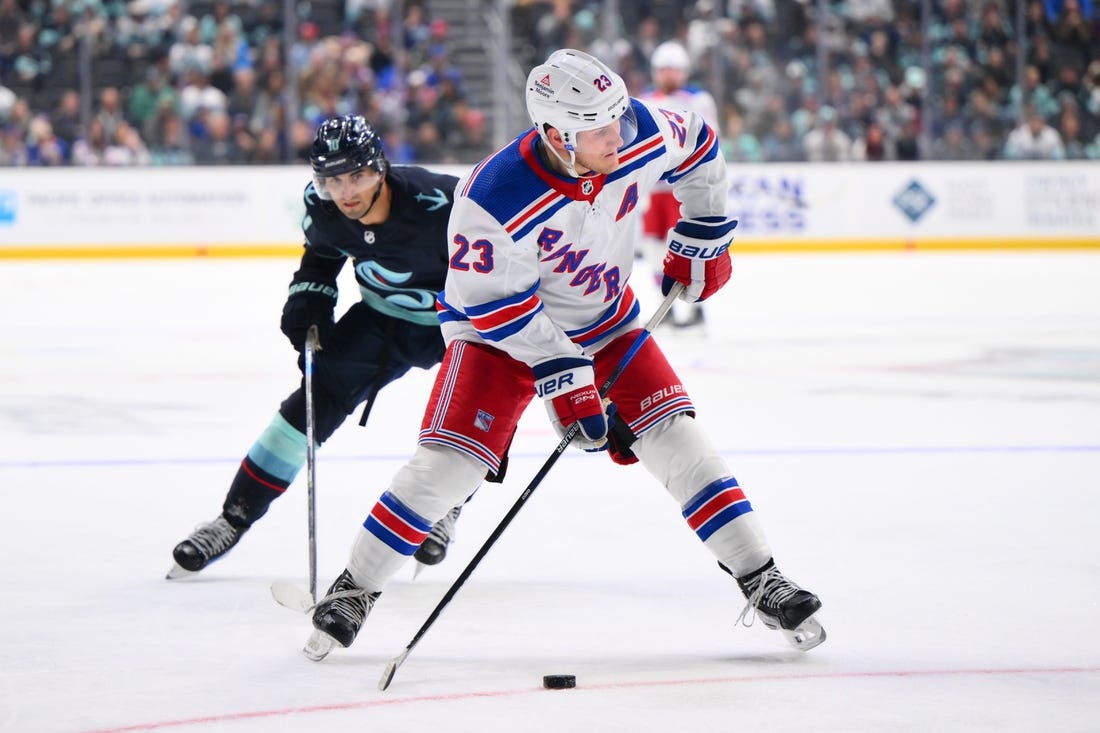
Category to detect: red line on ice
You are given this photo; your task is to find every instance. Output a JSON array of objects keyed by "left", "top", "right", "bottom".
[{"left": 76, "top": 665, "right": 1100, "bottom": 733}]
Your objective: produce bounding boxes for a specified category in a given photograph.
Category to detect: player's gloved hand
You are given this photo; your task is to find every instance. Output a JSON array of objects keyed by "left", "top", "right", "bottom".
[
  {"left": 533, "top": 357, "right": 608, "bottom": 451},
  {"left": 280, "top": 280, "right": 337, "bottom": 353},
  {"left": 661, "top": 216, "right": 738, "bottom": 303}
]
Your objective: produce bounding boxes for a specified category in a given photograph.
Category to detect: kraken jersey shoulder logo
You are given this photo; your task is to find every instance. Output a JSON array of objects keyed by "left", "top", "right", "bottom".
[
  {"left": 415, "top": 188, "right": 450, "bottom": 211},
  {"left": 364, "top": 230, "right": 375, "bottom": 244}
]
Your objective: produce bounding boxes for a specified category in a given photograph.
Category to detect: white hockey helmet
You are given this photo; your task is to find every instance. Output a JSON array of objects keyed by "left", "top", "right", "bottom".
[
  {"left": 651, "top": 41, "right": 691, "bottom": 72},
  {"left": 526, "top": 48, "right": 637, "bottom": 169}
]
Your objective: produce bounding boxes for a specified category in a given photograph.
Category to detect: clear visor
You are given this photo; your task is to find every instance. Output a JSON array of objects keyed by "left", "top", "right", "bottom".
[
  {"left": 312, "top": 168, "right": 383, "bottom": 201},
  {"left": 568, "top": 105, "right": 639, "bottom": 153}
]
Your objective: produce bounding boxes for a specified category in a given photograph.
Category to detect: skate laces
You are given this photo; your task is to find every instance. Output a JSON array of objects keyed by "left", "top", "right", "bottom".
[
  {"left": 319, "top": 574, "right": 376, "bottom": 621},
  {"left": 185, "top": 517, "right": 239, "bottom": 559},
  {"left": 736, "top": 566, "right": 801, "bottom": 628}
]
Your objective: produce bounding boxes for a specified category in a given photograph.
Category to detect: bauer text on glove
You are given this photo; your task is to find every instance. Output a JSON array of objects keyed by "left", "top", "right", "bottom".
[
  {"left": 280, "top": 280, "right": 337, "bottom": 352},
  {"left": 533, "top": 357, "right": 608, "bottom": 450},
  {"left": 661, "top": 216, "right": 737, "bottom": 302}
]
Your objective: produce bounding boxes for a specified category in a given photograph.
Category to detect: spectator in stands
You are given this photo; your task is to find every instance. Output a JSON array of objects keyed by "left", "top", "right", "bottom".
[
  {"left": 894, "top": 116, "right": 922, "bottom": 160},
  {"left": 0, "top": 0, "right": 28, "bottom": 62},
  {"left": 1010, "top": 63, "right": 1060, "bottom": 120},
  {"left": 226, "top": 66, "right": 259, "bottom": 121},
  {"left": 129, "top": 67, "right": 178, "bottom": 139},
  {"left": 851, "top": 119, "right": 895, "bottom": 161},
  {"left": 94, "top": 87, "right": 126, "bottom": 144},
  {"left": 26, "top": 113, "right": 64, "bottom": 165},
  {"left": 1058, "top": 107, "right": 1090, "bottom": 158},
  {"left": 179, "top": 66, "right": 228, "bottom": 123},
  {"left": 1004, "top": 104, "right": 1067, "bottom": 158},
  {"left": 803, "top": 105, "right": 853, "bottom": 161},
  {"left": 966, "top": 86, "right": 1010, "bottom": 141},
  {"left": 932, "top": 91, "right": 964, "bottom": 139},
  {"left": 3, "top": 0, "right": 1100, "bottom": 168},
  {"left": 977, "top": 1, "right": 1012, "bottom": 50},
  {"left": 199, "top": 1, "right": 243, "bottom": 48},
  {"left": 192, "top": 108, "right": 238, "bottom": 164},
  {"left": 72, "top": 116, "right": 108, "bottom": 166},
  {"left": 970, "top": 123, "right": 1003, "bottom": 160},
  {"left": 0, "top": 124, "right": 26, "bottom": 165},
  {"left": 249, "top": 66, "right": 285, "bottom": 136},
  {"left": 50, "top": 88, "right": 81, "bottom": 159},
  {"left": 248, "top": 125, "right": 282, "bottom": 164},
  {"left": 929, "top": 121, "right": 976, "bottom": 159},
  {"left": 104, "top": 120, "right": 152, "bottom": 166},
  {"left": 7, "top": 21, "right": 50, "bottom": 90},
  {"left": 170, "top": 16, "right": 214, "bottom": 77},
  {"left": 115, "top": 0, "right": 170, "bottom": 63},
  {"left": 1049, "top": 0, "right": 1094, "bottom": 72},
  {"left": 1025, "top": 31, "right": 1056, "bottom": 83},
  {"left": 721, "top": 104, "right": 764, "bottom": 162},
  {"left": 450, "top": 106, "right": 489, "bottom": 164},
  {"left": 761, "top": 115, "right": 805, "bottom": 161},
  {"left": 147, "top": 105, "right": 194, "bottom": 165},
  {"left": 875, "top": 85, "right": 916, "bottom": 145}
]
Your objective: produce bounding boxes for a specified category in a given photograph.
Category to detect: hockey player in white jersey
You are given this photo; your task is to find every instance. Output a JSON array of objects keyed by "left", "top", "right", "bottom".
[
  {"left": 304, "top": 48, "right": 824, "bottom": 661},
  {"left": 640, "top": 40, "right": 720, "bottom": 330}
]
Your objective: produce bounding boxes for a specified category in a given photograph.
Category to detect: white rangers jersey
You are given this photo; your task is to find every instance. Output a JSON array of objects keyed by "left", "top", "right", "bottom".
[
  {"left": 437, "top": 97, "right": 731, "bottom": 371},
  {"left": 640, "top": 85, "right": 719, "bottom": 128},
  {"left": 640, "top": 85, "right": 719, "bottom": 194}
]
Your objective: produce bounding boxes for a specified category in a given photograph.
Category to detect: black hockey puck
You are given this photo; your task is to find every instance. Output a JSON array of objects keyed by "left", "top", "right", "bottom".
[{"left": 542, "top": 674, "right": 576, "bottom": 689}]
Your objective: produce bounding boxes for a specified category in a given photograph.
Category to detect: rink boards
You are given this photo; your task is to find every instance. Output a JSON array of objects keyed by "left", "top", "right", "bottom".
[{"left": 1, "top": 161, "right": 1097, "bottom": 257}]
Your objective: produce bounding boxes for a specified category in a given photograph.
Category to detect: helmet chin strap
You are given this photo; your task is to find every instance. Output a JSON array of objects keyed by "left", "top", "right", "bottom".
[
  {"left": 540, "top": 133, "right": 583, "bottom": 178},
  {"left": 556, "top": 147, "right": 583, "bottom": 178},
  {"left": 358, "top": 169, "right": 386, "bottom": 220}
]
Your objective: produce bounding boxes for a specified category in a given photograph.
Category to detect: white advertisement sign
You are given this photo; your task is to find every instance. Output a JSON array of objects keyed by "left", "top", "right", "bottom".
[
  {"left": 1, "top": 162, "right": 1097, "bottom": 256},
  {"left": 724, "top": 162, "right": 1100, "bottom": 249}
]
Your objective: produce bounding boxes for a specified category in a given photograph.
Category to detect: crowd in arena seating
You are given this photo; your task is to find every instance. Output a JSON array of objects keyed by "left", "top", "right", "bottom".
[
  {"left": 1, "top": 0, "right": 1098, "bottom": 167},
  {"left": 513, "top": 0, "right": 1100, "bottom": 161}
]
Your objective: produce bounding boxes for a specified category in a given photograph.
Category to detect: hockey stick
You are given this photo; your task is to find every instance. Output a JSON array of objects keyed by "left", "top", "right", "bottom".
[
  {"left": 378, "top": 283, "right": 685, "bottom": 691},
  {"left": 304, "top": 325, "right": 322, "bottom": 604}
]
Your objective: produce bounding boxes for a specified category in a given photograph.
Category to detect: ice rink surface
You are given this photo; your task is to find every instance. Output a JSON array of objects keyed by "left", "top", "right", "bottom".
[{"left": 1, "top": 251, "right": 1098, "bottom": 732}]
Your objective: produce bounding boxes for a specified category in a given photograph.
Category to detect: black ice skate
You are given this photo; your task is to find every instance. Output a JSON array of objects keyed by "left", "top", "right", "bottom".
[
  {"left": 413, "top": 504, "right": 463, "bottom": 568},
  {"left": 731, "top": 558, "right": 826, "bottom": 651},
  {"left": 166, "top": 516, "right": 247, "bottom": 579},
  {"left": 305, "top": 569, "right": 380, "bottom": 661}
]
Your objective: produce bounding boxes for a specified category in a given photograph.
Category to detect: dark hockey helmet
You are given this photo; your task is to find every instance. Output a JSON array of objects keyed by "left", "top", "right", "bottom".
[{"left": 310, "top": 115, "right": 387, "bottom": 199}]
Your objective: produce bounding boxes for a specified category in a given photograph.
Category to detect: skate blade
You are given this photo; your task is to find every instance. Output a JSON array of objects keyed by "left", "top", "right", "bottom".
[
  {"left": 165, "top": 563, "right": 196, "bottom": 580},
  {"left": 782, "top": 616, "right": 826, "bottom": 651},
  {"left": 303, "top": 630, "right": 338, "bottom": 661}
]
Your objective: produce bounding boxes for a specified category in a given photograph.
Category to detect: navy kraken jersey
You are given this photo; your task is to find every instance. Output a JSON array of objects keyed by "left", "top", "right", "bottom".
[{"left": 302, "top": 166, "right": 458, "bottom": 326}]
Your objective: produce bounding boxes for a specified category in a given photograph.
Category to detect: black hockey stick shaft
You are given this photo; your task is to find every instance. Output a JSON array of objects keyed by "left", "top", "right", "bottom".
[
  {"left": 379, "top": 283, "right": 685, "bottom": 691},
  {"left": 304, "top": 325, "right": 322, "bottom": 604}
]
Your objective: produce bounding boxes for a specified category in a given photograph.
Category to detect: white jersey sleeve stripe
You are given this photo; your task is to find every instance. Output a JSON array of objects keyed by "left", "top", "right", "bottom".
[{"left": 670, "top": 124, "right": 719, "bottom": 180}]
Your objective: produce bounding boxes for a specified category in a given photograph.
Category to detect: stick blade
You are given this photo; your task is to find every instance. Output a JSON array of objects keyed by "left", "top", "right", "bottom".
[
  {"left": 378, "top": 650, "right": 408, "bottom": 691},
  {"left": 271, "top": 580, "right": 314, "bottom": 613}
]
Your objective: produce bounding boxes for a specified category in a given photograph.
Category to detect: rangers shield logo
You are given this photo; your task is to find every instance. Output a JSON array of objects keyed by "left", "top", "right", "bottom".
[{"left": 474, "top": 409, "right": 494, "bottom": 432}]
